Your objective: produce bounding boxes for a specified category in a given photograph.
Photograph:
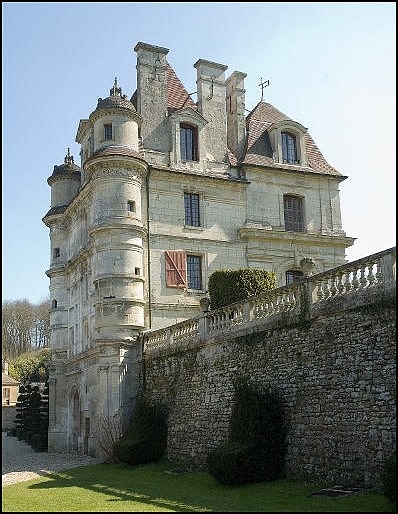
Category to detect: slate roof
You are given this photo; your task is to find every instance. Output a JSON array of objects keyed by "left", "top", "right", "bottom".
[
  {"left": 131, "top": 61, "right": 341, "bottom": 177},
  {"left": 94, "top": 79, "right": 137, "bottom": 115},
  {"left": 243, "top": 102, "right": 341, "bottom": 176},
  {"left": 166, "top": 63, "right": 197, "bottom": 113}
]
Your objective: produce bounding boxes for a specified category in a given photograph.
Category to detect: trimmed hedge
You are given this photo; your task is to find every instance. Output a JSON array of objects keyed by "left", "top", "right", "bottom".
[{"left": 208, "top": 269, "right": 276, "bottom": 310}]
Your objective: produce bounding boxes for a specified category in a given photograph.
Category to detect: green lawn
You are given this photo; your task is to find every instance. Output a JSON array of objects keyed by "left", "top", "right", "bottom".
[{"left": 2, "top": 460, "right": 395, "bottom": 512}]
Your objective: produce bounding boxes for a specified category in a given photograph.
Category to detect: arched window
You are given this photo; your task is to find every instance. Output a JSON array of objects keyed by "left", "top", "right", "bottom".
[
  {"left": 282, "top": 132, "right": 298, "bottom": 164},
  {"left": 51, "top": 299, "right": 58, "bottom": 309},
  {"left": 286, "top": 270, "right": 304, "bottom": 285}
]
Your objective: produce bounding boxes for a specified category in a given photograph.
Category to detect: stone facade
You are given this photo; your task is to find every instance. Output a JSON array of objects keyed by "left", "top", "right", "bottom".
[
  {"left": 142, "top": 248, "right": 396, "bottom": 489},
  {"left": 43, "top": 42, "right": 356, "bottom": 459}
]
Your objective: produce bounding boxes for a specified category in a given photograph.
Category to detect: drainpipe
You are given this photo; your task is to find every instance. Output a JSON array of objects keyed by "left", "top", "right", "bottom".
[{"left": 146, "top": 167, "right": 152, "bottom": 329}]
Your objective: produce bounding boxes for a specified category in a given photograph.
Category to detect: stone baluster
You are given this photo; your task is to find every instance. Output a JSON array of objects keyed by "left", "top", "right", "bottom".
[
  {"left": 337, "top": 272, "right": 345, "bottom": 295},
  {"left": 329, "top": 275, "right": 338, "bottom": 297},
  {"left": 351, "top": 269, "right": 360, "bottom": 289},
  {"left": 367, "top": 261, "right": 377, "bottom": 287},
  {"left": 359, "top": 265, "right": 368, "bottom": 288}
]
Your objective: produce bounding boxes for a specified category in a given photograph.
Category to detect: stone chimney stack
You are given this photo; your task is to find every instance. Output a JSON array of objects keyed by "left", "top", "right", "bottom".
[
  {"left": 134, "top": 42, "right": 169, "bottom": 152},
  {"left": 194, "top": 59, "right": 228, "bottom": 163},
  {"left": 3, "top": 360, "right": 9, "bottom": 375},
  {"left": 226, "top": 71, "right": 247, "bottom": 161}
]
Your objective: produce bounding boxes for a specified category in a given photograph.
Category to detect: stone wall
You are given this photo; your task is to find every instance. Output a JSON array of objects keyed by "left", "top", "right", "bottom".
[{"left": 142, "top": 250, "right": 396, "bottom": 490}]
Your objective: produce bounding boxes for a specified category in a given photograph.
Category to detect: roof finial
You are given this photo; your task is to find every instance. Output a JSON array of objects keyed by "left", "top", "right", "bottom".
[
  {"left": 64, "top": 147, "right": 74, "bottom": 165},
  {"left": 110, "top": 77, "right": 122, "bottom": 96},
  {"left": 259, "top": 78, "right": 270, "bottom": 101}
]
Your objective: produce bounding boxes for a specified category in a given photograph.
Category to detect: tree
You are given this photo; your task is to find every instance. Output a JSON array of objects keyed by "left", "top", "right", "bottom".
[
  {"left": 8, "top": 348, "right": 52, "bottom": 384},
  {"left": 2, "top": 298, "right": 50, "bottom": 359}
]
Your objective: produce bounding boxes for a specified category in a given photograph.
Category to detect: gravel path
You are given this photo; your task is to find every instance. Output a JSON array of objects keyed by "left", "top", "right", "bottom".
[{"left": 2, "top": 432, "right": 102, "bottom": 487}]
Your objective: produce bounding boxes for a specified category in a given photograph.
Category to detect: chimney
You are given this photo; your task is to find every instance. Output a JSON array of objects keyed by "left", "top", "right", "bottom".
[
  {"left": 194, "top": 59, "right": 228, "bottom": 163},
  {"left": 3, "top": 360, "right": 9, "bottom": 375},
  {"left": 134, "top": 42, "right": 169, "bottom": 152},
  {"left": 226, "top": 71, "right": 247, "bottom": 161}
]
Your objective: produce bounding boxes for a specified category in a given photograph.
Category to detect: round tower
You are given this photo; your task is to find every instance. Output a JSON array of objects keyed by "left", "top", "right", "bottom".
[
  {"left": 47, "top": 148, "right": 81, "bottom": 209},
  {"left": 81, "top": 79, "right": 147, "bottom": 343},
  {"left": 43, "top": 150, "right": 82, "bottom": 353}
]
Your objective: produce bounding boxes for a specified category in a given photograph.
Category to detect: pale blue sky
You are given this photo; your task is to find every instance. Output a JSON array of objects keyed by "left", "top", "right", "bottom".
[{"left": 2, "top": 2, "right": 396, "bottom": 304}]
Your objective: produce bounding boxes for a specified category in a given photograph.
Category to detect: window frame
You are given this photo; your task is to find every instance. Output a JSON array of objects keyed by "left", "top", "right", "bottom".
[
  {"left": 283, "top": 194, "right": 305, "bottom": 233},
  {"left": 104, "top": 123, "right": 113, "bottom": 141},
  {"left": 286, "top": 270, "right": 304, "bottom": 285},
  {"left": 281, "top": 131, "right": 299, "bottom": 164},
  {"left": 180, "top": 123, "right": 199, "bottom": 162},
  {"left": 186, "top": 254, "right": 202, "bottom": 290},
  {"left": 184, "top": 192, "right": 201, "bottom": 227}
]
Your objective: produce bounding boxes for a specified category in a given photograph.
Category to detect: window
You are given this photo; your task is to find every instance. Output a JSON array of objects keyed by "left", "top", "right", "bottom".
[
  {"left": 283, "top": 195, "right": 305, "bottom": 232},
  {"left": 286, "top": 270, "right": 304, "bottom": 285},
  {"left": 53, "top": 247, "right": 60, "bottom": 259},
  {"left": 104, "top": 124, "right": 113, "bottom": 140},
  {"left": 180, "top": 123, "right": 198, "bottom": 161},
  {"left": 184, "top": 193, "right": 200, "bottom": 226},
  {"left": 128, "top": 200, "right": 136, "bottom": 212},
  {"left": 187, "top": 255, "right": 202, "bottom": 290},
  {"left": 52, "top": 299, "right": 58, "bottom": 309},
  {"left": 135, "top": 267, "right": 140, "bottom": 276},
  {"left": 2, "top": 388, "right": 10, "bottom": 405},
  {"left": 282, "top": 132, "right": 298, "bottom": 164},
  {"left": 165, "top": 251, "right": 203, "bottom": 290}
]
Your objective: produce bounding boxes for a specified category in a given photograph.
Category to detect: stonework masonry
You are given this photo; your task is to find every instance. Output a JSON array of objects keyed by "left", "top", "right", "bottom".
[
  {"left": 42, "top": 41, "right": 375, "bottom": 468},
  {"left": 142, "top": 248, "right": 396, "bottom": 490}
]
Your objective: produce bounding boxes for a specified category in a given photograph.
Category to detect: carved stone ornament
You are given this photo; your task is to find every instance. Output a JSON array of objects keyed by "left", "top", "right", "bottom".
[{"left": 300, "top": 257, "right": 316, "bottom": 277}]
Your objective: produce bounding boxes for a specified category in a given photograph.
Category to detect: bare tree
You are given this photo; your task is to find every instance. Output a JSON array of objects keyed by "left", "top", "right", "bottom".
[
  {"left": 97, "top": 411, "right": 124, "bottom": 462},
  {"left": 2, "top": 298, "right": 50, "bottom": 359}
]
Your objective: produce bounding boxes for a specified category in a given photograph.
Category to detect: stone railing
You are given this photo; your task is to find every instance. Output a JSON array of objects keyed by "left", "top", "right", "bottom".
[{"left": 143, "top": 246, "right": 396, "bottom": 353}]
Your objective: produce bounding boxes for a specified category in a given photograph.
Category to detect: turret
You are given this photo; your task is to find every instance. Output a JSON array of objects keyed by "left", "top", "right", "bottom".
[
  {"left": 76, "top": 78, "right": 142, "bottom": 169},
  {"left": 46, "top": 148, "right": 81, "bottom": 209},
  {"left": 78, "top": 81, "right": 148, "bottom": 342}
]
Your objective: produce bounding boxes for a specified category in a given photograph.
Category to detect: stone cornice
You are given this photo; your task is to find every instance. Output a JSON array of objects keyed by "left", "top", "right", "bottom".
[
  {"left": 238, "top": 226, "right": 356, "bottom": 248},
  {"left": 84, "top": 157, "right": 148, "bottom": 182}
]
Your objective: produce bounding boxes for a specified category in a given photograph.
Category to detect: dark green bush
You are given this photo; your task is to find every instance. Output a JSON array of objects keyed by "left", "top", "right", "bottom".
[
  {"left": 114, "top": 436, "right": 165, "bottom": 465},
  {"left": 207, "top": 376, "right": 287, "bottom": 486},
  {"left": 113, "top": 396, "right": 168, "bottom": 465},
  {"left": 207, "top": 441, "right": 256, "bottom": 485},
  {"left": 208, "top": 268, "right": 276, "bottom": 310},
  {"left": 383, "top": 452, "right": 396, "bottom": 502}
]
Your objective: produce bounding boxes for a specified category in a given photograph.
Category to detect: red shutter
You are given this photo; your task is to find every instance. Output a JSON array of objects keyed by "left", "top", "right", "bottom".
[{"left": 165, "top": 251, "right": 187, "bottom": 288}]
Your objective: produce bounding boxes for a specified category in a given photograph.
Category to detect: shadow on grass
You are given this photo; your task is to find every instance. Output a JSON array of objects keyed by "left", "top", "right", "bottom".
[{"left": 17, "top": 461, "right": 395, "bottom": 513}]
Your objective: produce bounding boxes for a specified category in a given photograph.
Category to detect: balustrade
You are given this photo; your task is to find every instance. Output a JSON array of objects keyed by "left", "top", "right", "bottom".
[{"left": 143, "top": 247, "right": 395, "bottom": 354}]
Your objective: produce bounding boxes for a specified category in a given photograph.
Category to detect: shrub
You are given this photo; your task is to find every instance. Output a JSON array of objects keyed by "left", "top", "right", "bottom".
[
  {"left": 113, "top": 396, "right": 168, "bottom": 465},
  {"left": 208, "top": 269, "right": 276, "bottom": 310},
  {"left": 383, "top": 452, "right": 396, "bottom": 502},
  {"left": 207, "top": 441, "right": 256, "bottom": 485}
]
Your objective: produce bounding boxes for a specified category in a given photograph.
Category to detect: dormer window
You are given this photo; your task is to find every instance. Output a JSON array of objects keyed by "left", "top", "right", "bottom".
[
  {"left": 180, "top": 123, "right": 198, "bottom": 161},
  {"left": 104, "top": 123, "right": 113, "bottom": 140},
  {"left": 282, "top": 132, "right": 298, "bottom": 164},
  {"left": 268, "top": 121, "right": 308, "bottom": 167}
]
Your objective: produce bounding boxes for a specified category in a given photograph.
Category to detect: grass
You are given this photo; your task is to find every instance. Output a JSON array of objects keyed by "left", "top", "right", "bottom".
[{"left": 2, "top": 459, "right": 395, "bottom": 512}]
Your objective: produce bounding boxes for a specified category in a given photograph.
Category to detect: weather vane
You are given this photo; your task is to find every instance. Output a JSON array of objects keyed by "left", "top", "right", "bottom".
[{"left": 259, "top": 78, "right": 270, "bottom": 101}]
